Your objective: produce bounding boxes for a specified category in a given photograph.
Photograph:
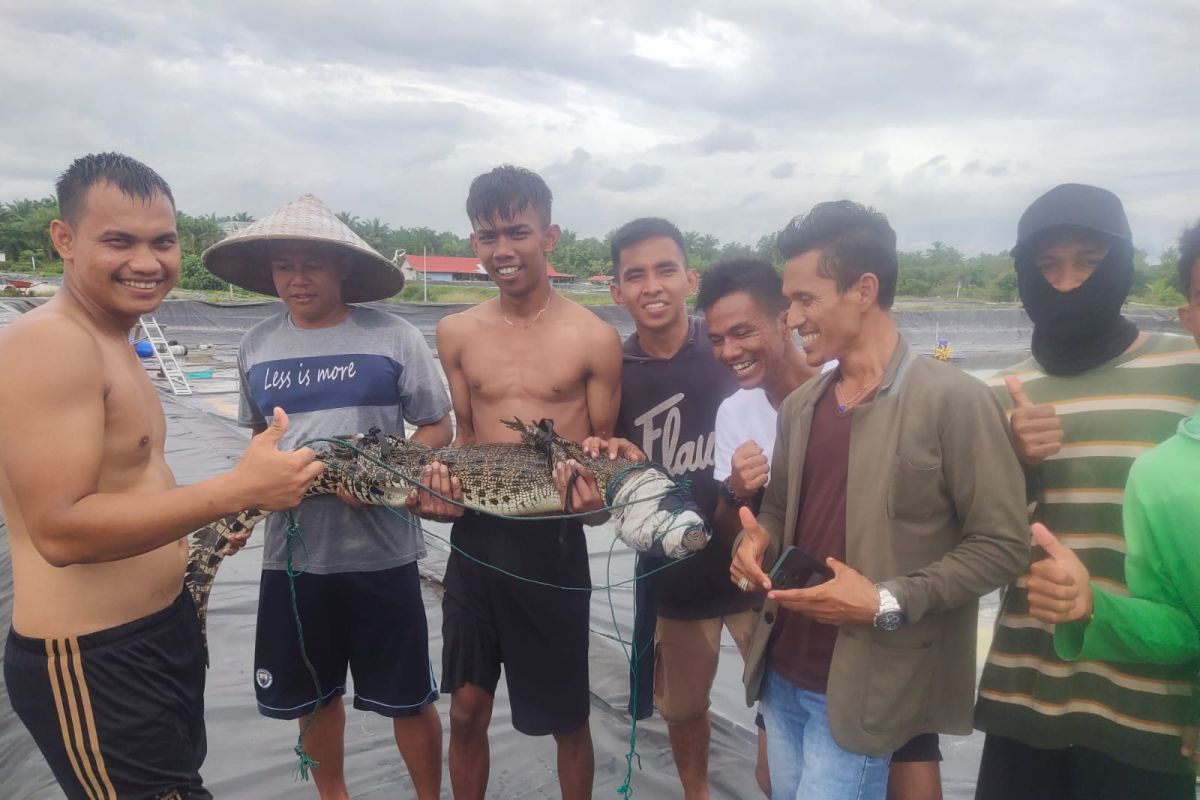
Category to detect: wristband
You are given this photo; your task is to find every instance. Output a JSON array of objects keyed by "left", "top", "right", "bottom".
[{"left": 720, "top": 477, "right": 751, "bottom": 507}]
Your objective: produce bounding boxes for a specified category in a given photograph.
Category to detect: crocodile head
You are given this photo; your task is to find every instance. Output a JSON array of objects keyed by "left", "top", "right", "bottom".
[{"left": 502, "top": 418, "right": 557, "bottom": 448}]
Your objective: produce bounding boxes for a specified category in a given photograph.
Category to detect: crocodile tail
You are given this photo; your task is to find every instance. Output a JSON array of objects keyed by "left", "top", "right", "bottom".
[{"left": 185, "top": 508, "right": 270, "bottom": 647}]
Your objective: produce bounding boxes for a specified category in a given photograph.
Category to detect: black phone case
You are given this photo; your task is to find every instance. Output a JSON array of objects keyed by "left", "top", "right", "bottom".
[{"left": 767, "top": 546, "right": 833, "bottom": 590}]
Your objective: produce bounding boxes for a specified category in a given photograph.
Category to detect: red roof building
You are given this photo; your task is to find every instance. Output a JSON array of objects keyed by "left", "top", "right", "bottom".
[{"left": 401, "top": 254, "right": 571, "bottom": 283}]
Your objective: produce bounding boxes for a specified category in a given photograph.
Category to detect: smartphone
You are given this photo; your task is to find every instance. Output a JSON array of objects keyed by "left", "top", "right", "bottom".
[{"left": 767, "top": 546, "right": 834, "bottom": 590}]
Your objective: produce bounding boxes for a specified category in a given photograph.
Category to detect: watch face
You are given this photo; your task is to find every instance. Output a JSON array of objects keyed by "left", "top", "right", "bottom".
[{"left": 876, "top": 611, "right": 904, "bottom": 631}]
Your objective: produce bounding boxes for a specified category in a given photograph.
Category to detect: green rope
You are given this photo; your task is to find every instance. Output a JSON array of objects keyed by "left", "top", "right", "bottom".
[
  {"left": 605, "top": 536, "right": 651, "bottom": 798},
  {"left": 278, "top": 436, "right": 704, "bottom": 792},
  {"left": 281, "top": 506, "right": 682, "bottom": 791},
  {"left": 298, "top": 436, "right": 693, "bottom": 523},
  {"left": 409, "top": 512, "right": 695, "bottom": 591},
  {"left": 395, "top": 507, "right": 675, "bottom": 797},
  {"left": 283, "top": 511, "right": 322, "bottom": 781}
]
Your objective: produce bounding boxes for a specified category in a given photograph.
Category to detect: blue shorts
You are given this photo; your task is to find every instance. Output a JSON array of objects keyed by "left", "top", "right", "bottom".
[{"left": 253, "top": 562, "right": 437, "bottom": 719}]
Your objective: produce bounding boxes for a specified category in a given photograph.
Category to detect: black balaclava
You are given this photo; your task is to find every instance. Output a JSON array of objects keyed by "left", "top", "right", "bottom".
[{"left": 1012, "top": 183, "right": 1139, "bottom": 376}]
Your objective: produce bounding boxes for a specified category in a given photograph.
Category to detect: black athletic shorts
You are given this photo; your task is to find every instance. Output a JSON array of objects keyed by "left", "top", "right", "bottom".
[
  {"left": 891, "top": 732, "right": 942, "bottom": 763},
  {"left": 253, "top": 561, "right": 438, "bottom": 720},
  {"left": 975, "top": 733, "right": 1197, "bottom": 800},
  {"left": 441, "top": 511, "right": 591, "bottom": 736},
  {"left": 3, "top": 590, "right": 211, "bottom": 800}
]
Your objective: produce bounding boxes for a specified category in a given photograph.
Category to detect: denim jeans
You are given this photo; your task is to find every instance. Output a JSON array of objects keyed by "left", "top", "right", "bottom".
[{"left": 761, "top": 667, "right": 891, "bottom": 800}]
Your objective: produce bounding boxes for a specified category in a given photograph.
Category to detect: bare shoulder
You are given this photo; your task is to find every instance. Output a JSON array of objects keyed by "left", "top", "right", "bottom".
[
  {"left": 560, "top": 298, "right": 620, "bottom": 344},
  {"left": 0, "top": 307, "right": 102, "bottom": 375},
  {"left": 440, "top": 300, "right": 498, "bottom": 330},
  {"left": 0, "top": 310, "right": 105, "bottom": 433},
  {"left": 436, "top": 302, "right": 492, "bottom": 348}
]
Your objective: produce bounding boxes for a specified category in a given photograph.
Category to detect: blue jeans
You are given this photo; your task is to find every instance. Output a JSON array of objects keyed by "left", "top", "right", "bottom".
[{"left": 762, "top": 668, "right": 890, "bottom": 800}]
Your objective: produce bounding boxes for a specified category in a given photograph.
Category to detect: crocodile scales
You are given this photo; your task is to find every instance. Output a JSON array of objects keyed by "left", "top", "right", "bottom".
[{"left": 185, "top": 419, "right": 710, "bottom": 640}]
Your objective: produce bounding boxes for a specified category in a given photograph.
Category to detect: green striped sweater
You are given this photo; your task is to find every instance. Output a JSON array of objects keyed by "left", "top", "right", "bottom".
[{"left": 975, "top": 332, "right": 1200, "bottom": 775}]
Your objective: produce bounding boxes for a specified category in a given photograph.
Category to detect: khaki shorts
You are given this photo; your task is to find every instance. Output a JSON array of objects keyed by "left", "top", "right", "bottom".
[{"left": 653, "top": 609, "right": 757, "bottom": 723}]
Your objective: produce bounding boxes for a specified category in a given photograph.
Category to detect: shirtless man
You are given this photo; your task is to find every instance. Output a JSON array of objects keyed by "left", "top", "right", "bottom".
[
  {"left": 0, "top": 153, "right": 322, "bottom": 800},
  {"left": 408, "top": 165, "right": 622, "bottom": 800}
]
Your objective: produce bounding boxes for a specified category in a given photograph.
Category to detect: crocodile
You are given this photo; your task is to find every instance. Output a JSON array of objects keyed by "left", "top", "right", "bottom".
[{"left": 185, "top": 419, "right": 709, "bottom": 640}]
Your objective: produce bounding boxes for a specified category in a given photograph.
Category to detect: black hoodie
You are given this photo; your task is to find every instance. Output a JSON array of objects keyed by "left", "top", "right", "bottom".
[
  {"left": 1012, "top": 183, "right": 1139, "bottom": 375},
  {"left": 615, "top": 317, "right": 751, "bottom": 619}
]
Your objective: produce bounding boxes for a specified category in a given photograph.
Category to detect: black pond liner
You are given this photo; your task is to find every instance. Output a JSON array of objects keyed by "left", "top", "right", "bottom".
[{"left": 9, "top": 297, "right": 1188, "bottom": 798}]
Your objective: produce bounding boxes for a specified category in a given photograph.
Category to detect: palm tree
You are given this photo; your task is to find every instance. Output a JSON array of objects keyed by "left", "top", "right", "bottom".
[
  {"left": 176, "top": 212, "right": 223, "bottom": 253},
  {"left": 360, "top": 218, "right": 392, "bottom": 250}
]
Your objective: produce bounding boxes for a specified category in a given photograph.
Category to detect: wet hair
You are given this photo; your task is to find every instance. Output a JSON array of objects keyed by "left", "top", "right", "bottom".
[
  {"left": 777, "top": 200, "right": 898, "bottom": 309},
  {"left": 465, "top": 165, "right": 553, "bottom": 228},
  {"left": 696, "top": 257, "right": 785, "bottom": 316},
  {"left": 609, "top": 217, "right": 687, "bottom": 279},
  {"left": 1179, "top": 219, "right": 1200, "bottom": 297},
  {"left": 55, "top": 152, "right": 175, "bottom": 225}
]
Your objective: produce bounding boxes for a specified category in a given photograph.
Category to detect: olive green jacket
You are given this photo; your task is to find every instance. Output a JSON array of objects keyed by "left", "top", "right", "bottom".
[{"left": 739, "top": 335, "right": 1029, "bottom": 756}]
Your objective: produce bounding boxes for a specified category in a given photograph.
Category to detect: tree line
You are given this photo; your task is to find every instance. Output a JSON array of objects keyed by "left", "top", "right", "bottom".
[{"left": 0, "top": 197, "right": 1185, "bottom": 305}]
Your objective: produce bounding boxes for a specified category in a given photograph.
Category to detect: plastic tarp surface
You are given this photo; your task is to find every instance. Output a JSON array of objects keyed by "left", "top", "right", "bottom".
[{"left": 1, "top": 298, "right": 1190, "bottom": 799}]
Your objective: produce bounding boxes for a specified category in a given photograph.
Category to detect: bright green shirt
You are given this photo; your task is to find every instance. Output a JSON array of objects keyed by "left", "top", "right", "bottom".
[{"left": 1055, "top": 414, "right": 1200, "bottom": 720}]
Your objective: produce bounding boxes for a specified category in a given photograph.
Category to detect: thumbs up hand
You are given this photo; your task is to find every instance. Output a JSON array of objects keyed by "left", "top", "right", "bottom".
[
  {"left": 232, "top": 408, "right": 325, "bottom": 512},
  {"left": 1026, "top": 523, "right": 1093, "bottom": 624},
  {"left": 1182, "top": 725, "right": 1199, "bottom": 768},
  {"left": 1005, "top": 376, "right": 1064, "bottom": 468},
  {"left": 731, "top": 506, "right": 773, "bottom": 592}
]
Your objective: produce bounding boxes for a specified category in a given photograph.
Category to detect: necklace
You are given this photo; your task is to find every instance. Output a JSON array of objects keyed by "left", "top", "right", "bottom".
[
  {"left": 834, "top": 374, "right": 881, "bottom": 415},
  {"left": 502, "top": 293, "right": 552, "bottom": 329}
]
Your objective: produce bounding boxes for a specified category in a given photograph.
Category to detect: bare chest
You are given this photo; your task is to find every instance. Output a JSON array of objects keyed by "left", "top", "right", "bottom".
[
  {"left": 101, "top": 346, "right": 167, "bottom": 475},
  {"left": 460, "top": 329, "right": 589, "bottom": 404}
]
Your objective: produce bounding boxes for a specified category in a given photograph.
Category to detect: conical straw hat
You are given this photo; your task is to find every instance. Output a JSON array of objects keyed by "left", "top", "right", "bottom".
[{"left": 202, "top": 194, "right": 404, "bottom": 303}]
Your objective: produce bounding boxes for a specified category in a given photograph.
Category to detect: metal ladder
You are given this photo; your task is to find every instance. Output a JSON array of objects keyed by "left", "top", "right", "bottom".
[{"left": 138, "top": 316, "right": 192, "bottom": 395}]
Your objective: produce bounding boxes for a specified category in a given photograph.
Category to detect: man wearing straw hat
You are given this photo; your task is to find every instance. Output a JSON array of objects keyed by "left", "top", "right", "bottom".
[{"left": 204, "top": 194, "right": 452, "bottom": 800}]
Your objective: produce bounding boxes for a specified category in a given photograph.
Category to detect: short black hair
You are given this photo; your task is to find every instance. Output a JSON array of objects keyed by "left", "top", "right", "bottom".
[
  {"left": 1179, "top": 219, "right": 1200, "bottom": 297},
  {"left": 56, "top": 152, "right": 175, "bottom": 225},
  {"left": 777, "top": 200, "right": 898, "bottom": 309},
  {"left": 466, "top": 165, "right": 552, "bottom": 228},
  {"left": 696, "top": 257, "right": 785, "bottom": 316},
  {"left": 609, "top": 217, "right": 687, "bottom": 279}
]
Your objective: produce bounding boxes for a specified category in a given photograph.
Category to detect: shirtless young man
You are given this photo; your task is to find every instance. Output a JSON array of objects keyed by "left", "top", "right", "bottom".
[
  {"left": 408, "top": 165, "right": 622, "bottom": 800},
  {"left": 0, "top": 153, "right": 323, "bottom": 800}
]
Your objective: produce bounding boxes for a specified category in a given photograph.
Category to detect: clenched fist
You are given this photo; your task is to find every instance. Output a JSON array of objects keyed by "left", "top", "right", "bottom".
[{"left": 730, "top": 440, "right": 769, "bottom": 499}]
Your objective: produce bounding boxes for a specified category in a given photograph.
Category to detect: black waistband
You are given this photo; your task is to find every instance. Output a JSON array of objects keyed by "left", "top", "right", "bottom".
[
  {"left": 7, "top": 589, "right": 192, "bottom": 653},
  {"left": 453, "top": 509, "right": 583, "bottom": 534}
]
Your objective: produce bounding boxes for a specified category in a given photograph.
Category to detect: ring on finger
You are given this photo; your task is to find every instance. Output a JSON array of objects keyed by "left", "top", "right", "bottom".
[{"left": 737, "top": 576, "right": 750, "bottom": 592}]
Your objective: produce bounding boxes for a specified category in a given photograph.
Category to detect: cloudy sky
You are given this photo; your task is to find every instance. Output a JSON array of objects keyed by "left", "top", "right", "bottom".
[{"left": 3, "top": 0, "right": 1198, "bottom": 256}]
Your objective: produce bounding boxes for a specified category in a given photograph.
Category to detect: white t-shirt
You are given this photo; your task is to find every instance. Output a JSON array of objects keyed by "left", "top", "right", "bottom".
[
  {"left": 713, "top": 388, "right": 779, "bottom": 481},
  {"left": 712, "top": 361, "right": 837, "bottom": 483}
]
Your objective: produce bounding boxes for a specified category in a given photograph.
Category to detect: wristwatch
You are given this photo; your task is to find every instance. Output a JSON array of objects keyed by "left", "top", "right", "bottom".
[
  {"left": 719, "top": 477, "right": 751, "bottom": 508},
  {"left": 874, "top": 585, "right": 905, "bottom": 631}
]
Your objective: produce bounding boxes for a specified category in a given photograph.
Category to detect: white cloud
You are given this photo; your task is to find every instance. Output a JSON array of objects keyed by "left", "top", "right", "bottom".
[
  {"left": 632, "top": 13, "right": 752, "bottom": 70},
  {"left": 0, "top": 0, "right": 1196, "bottom": 256}
]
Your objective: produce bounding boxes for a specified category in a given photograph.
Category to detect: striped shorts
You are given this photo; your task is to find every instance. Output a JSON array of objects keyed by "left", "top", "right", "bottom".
[{"left": 3, "top": 591, "right": 211, "bottom": 800}]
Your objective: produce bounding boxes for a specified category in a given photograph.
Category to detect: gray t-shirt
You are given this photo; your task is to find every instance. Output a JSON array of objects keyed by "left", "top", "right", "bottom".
[{"left": 237, "top": 306, "right": 451, "bottom": 574}]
